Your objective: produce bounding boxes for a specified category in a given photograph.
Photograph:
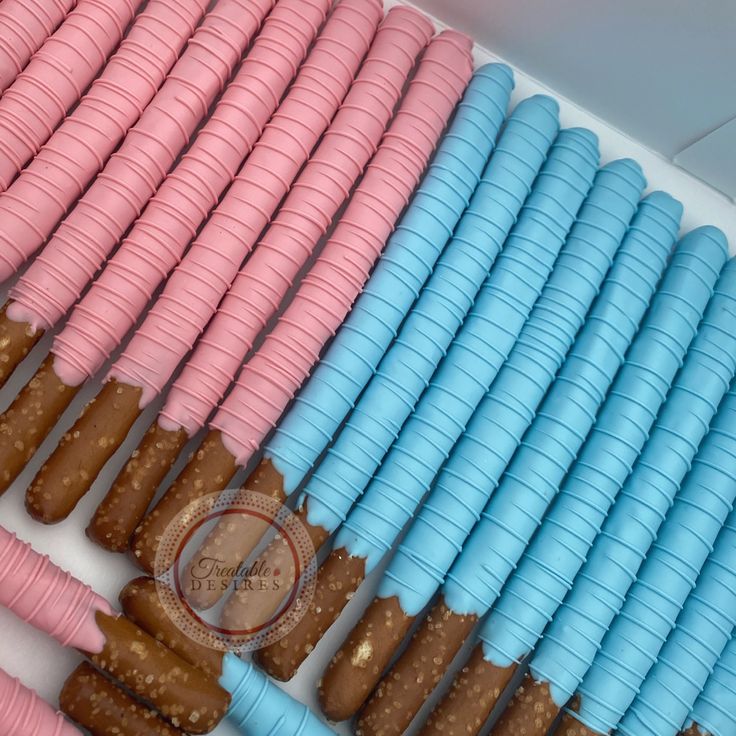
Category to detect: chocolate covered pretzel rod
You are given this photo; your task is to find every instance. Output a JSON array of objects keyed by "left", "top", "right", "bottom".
[
  {"left": 256, "top": 142, "right": 635, "bottom": 688},
  {"left": 681, "top": 632, "right": 736, "bottom": 736},
  {"left": 130, "top": 27, "right": 473, "bottom": 575},
  {"left": 27, "top": 2, "right": 421, "bottom": 529},
  {"left": 0, "top": 0, "right": 210, "bottom": 386},
  {"left": 0, "top": 0, "right": 325, "bottom": 497},
  {"left": 0, "top": 0, "right": 143, "bottom": 201},
  {"left": 543, "top": 376, "right": 736, "bottom": 736},
  {"left": 119, "top": 578, "right": 337, "bottom": 734},
  {"left": 180, "top": 62, "right": 517, "bottom": 612},
  {"left": 11, "top": 0, "right": 278, "bottom": 514},
  {"left": 0, "top": 0, "right": 76, "bottom": 93},
  {"left": 0, "top": 664, "right": 81, "bottom": 736},
  {"left": 60, "top": 663, "right": 184, "bottom": 736},
  {"left": 485, "top": 254, "right": 736, "bottom": 736},
  {"left": 417, "top": 222, "right": 715, "bottom": 736},
  {"left": 0, "top": 525, "right": 229, "bottom": 732}
]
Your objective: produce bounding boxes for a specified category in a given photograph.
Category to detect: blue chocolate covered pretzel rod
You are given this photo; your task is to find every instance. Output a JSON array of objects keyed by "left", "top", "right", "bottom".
[
  {"left": 619, "top": 509, "right": 736, "bottom": 736},
  {"left": 341, "top": 158, "right": 644, "bottom": 735},
  {"left": 296, "top": 108, "right": 576, "bottom": 538},
  {"left": 684, "top": 631, "right": 736, "bottom": 736},
  {"left": 362, "top": 160, "right": 644, "bottom": 610}
]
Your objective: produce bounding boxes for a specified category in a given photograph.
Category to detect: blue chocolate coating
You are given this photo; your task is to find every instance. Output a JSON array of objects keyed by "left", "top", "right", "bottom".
[
  {"left": 221, "top": 654, "right": 335, "bottom": 735},
  {"left": 619, "top": 511, "right": 736, "bottom": 736},
  {"left": 479, "top": 227, "right": 728, "bottom": 672},
  {"left": 335, "top": 159, "right": 644, "bottom": 579},
  {"left": 295, "top": 98, "right": 565, "bottom": 533},
  {"left": 530, "top": 256, "right": 736, "bottom": 706},
  {"left": 687, "top": 632, "right": 736, "bottom": 736},
  {"left": 333, "top": 127, "right": 599, "bottom": 614},
  {"left": 441, "top": 192, "right": 682, "bottom": 619},
  {"left": 264, "top": 65, "right": 515, "bottom": 494},
  {"left": 572, "top": 380, "right": 736, "bottom": 734}
]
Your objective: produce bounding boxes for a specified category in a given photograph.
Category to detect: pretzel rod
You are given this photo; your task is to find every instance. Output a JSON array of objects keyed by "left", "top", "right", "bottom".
[
  {"left": 119, "top": 577, "right": 337, "bottom": 734},
  {"left": 0, "top": 525, "right": 230, "bottom": 732},
  {"left": 618, "top": 516, "right": 736, "bottom": 735},
  {"left": 0, "top": 0, "right": 208, "bottom": 385},
  {"left": 60, "top": 662, "right": 184, "bottom": 736},
  {"left": 182, "top": 64, "right": 518, "bottom": 612},
  {"left": 199, "top": 100, "right": 561, "bottom": 621},
  {"left": 84, "top": 0, "right": 391, "bottom": 552},
  {"left": 27, "top": 1, "right": 417, "bottom": 531},
  {"left": 0, "top": 664, "right": 81, "bottom": 736},
  {"left": 488, "top": 256, "right": 736, "bottom": 736},
  {"left": 417, "top": 642, "right": 517, "bottom": 736},
  {"left": 0, "top": 0, "right": 76, "bottom": 94},
  {"left": 53, "top": 0, "right": 329, "bottom": 388},
  {"left": 6, "top": 0, "right": 269, "bottom": 335},
  {"left": 0, "top": 0, "right": 326, "bottom": 505},
  {"left": 0, "top": 0, "right": 143, "bottom": 202},
  {"left": 550, "top": 378, "right": 736, "bottom": 735},
  {"left": 409, "top": 194, "right": 683, "bottom": 735},
  {"left": 682, "top": 633, "right": 736, "bottom": 736},
  {"left": 120, "top": 577, "right": 225, "bottom": 677},
  {"left": 313, "top": 128, "right": 598, "bottom": 724},
  {"left": 258, "top": 137, "right": 627, "bottom": 686},
  {"left": 131, "top": 27, "right": 471, "bottom": 575}
]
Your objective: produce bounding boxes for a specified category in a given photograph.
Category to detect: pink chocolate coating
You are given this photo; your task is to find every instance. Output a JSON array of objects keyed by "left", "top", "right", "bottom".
[
  {"left": 6, "top": 0, "right": 272, "bottom": 328},
  {"left": 0, "top": 667, "right": 80, "bottom": 736},
  {"left": 107, "top": 0, "right": 391, "bottom": 410},
  {"left": 0, "top": 525, "right": 112, "bottom": 654},
  {"left": 50, "top": 0, "right": 331, "bottom": 388},
  {"left": 152, "top": 4, "right": 432, "bottom": 432},
  {"left": 0, "top": 0, "right": 143, "bottom": 197},
  {"left": 0, "top": 0, "right": 208, "bottom": 297},
  {"left": 212, "top": 30, "right": 474, "bottom": 466},
  {"left": 0, "top": 0, "right": 77, "bottom": 94}
]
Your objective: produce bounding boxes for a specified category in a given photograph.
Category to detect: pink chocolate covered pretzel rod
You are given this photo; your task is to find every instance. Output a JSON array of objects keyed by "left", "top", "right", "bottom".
[
  {"left": 0, "top": 665, "right": 81, "bottom": 736},
  {"left": 131, "top": 28, "right": 474, "bottom": 574},
  {"left": 0, "top": 525, "right": 230, "bottom": 732},
  {"left": 0, "top": 0, "right": 328, "bottom": 498},
  {"left": 0, "top": 0, "right": 77, "bottom": 94},
  {"left": 0, "top": 0, "right": 143, "bottom": 197},
  {"left": 107, "top": 4, "right": 428, "bottom": 410}
]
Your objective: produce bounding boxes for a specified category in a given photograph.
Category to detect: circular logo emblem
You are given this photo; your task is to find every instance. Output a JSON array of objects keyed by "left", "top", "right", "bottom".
[{"left": 155, "top": 489, "right": 316, "bottom": 653}]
